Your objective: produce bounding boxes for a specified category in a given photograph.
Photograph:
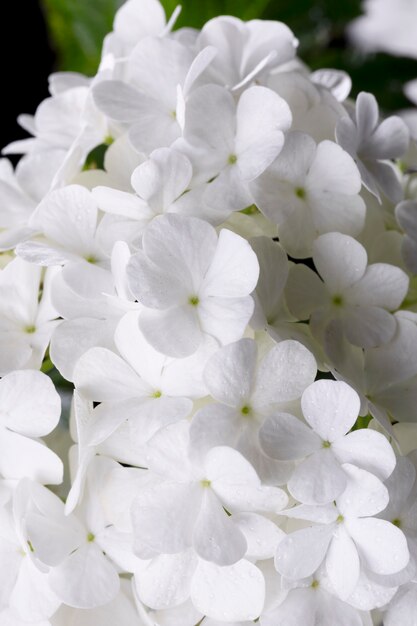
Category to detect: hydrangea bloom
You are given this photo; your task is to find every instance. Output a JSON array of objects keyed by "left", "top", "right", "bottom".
[{"left": 1, "top": 0, "right": 417, "bottom": 623}]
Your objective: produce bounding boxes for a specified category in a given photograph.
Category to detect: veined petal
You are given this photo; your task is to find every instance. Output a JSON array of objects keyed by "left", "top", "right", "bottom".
[
  {"left": 134, "top": 551, "right": 196, "bottom": 610},
  {"left": 252, "top": 340, "right": 317, "bottom": 407},
  {"left": 132, "top": 482, "right": 201, "bottom": 556},
  {"left": 301, "top": 380, "right": 360, "bottom": 441},
  {"left": 49, "top": 544, "right": 120, "bottom": 609},
  {"left": 332, "top": 430, "right": 396, "bottom": 481},
  {"left": 347, "top": 517, "right": 409, "bottom": 576},
  {"left": 193, "top": 489, "right": 247, "bottom": 565},
  {"left": 259, "top": 413, "right": 322, "bottom": 461},
  {"left": 74, "top": 347, "right": 149, "bottom": 402},
  {"left": 274, "top": 524, "right": 334, "bottom": 579},
  {"left": 191, "top": 559, "right": 265, "bottom": 622},
  {"left": 288, "top": 449, "right": 347, "bottom": 505},
  {"left": 0, "top": 370, "right": 60, "bottom": 437},
  {"left": 325, "top": 526, "right": 360, "bottom": 600},
  {"left": 203, "top": 338, "right": 257, "bottom": 407}
]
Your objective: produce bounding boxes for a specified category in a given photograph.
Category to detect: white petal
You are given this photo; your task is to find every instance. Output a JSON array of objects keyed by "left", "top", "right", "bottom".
[
  {"left": 143, "top": 420, "right": 194, "bottom": 480},
  {"left": 201, "top": 228, "right": 260, "bottom": 298},
  {"left": 363, "top": 115, "right": 409, "bottom": 160},
  {"left": 285, "top": 263, "right": 327, "bottom": 320},
  {"left": 347, "top": 263, "right": 409, "bottom": 309},
  {"left": 127, "top": 250, "right": 189, "bottom": 309},
  {"left": 301, "top": 380, "right": 360, "bottom": 441},
  {"left": 198, "top": 296, "right": 254, "bottom": 346},
  {"left": 131, "top": 148, "right": 192, "bottom": 211},
  {"left": 93, "top": 80, "right": 152, "bottom": 122},
  {"left": 144, "top": 214, "right": 218, "bottom": 292},
  {"left": 234, "top": 512, "right": 285, "bottom": 560},
  {"left": 312, "top": 232, "right": 367, "bottom": 293},
  {"left": 180, "top": 84, "right": 236, "bottom": 179},
  {"left": 259, "top": 413, "right": 322, "bottom": 461},
  {"left": 307, "top": 140, "right": 361, "bottom": 195},
  {"left": 139, "top": 305, "right": 203, "bottom": 358},
  {"left": 203, "top": 338, "right": 257, "bottom": 406},
  {"left": 343, "top": 305, "right": 396, "bottom": 348},
  {"left": 189, "top": 404, "right": 240, "bottom": 457},
  {"left": 74, "top": 347, "right": 148, "bottom": 401},
  {"left": 288, "top": 449, "right": 347, "bottom": 505},
  {"left": 0, "top": 429, "right": 62, "bottom": 484},
  {"left": 250, "top": 236, "right": 289, "bottom": 322},
  {"left": 274, "top": 524, "right": 333, "bottom": 579},
  {"left": 191, "top": 559, "right": 265, "bottom": 622},
  {"left": 193, "top": 489, "right": 247, "bottom": 565},
  {"left": 49, "top": 544, "right": 120, "bottom": 609},
  {"left": 10, "top": 557, "right": 60, "bottom": 622},
  {"left": 325, "top": 526, "right": 360, "bottom": 600},
  {"left": 131, "top": 482, "right": 201, "bottom": 555},
  {"left": 134, "top": 551, "right": 196, "bottom": 610},
  {"left": 261, "top": 587, "right": 316, "bottom": 626},
  {"left": 332, "top": 430, "right": 396, "bottom": 481},
  {"left": 384, "top": 585, "right": 417, "bottom": 626},
  {"left": 337, "top": 464, "right": 389, "bottom": 518},
  {"left": 347, "top": 517, "right": 410, "bottom": 575},
  {"left": 235, "top": 86, "right": 291, "bottom": 181},
  {"left": 49, "top": 318, "right": 117, "bottom": 382},
  {"left": 92, "top": 186, "right": 151, "bottom": 220},
  {"left": 252, "top": 340, "right": 317, "bottom": 407},
  {"left": 356, "top": 92, "right": 379, "bottom": 139},
  {"left": 29, "top": 185, "right": 98, "bottom": 257},
  {"left": 0, "top": 370, "right": 60, "bottom": 437}
]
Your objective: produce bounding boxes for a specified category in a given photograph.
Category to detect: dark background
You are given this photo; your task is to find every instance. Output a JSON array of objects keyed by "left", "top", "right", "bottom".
[
  {"left": 1, "top": 2, "right": 55, "bottom": 149},
  {"left": 1, "top": 0, "right": 417, "bottom": 151}
]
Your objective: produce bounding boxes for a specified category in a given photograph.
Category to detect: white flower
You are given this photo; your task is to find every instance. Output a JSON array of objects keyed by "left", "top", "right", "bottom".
[
  {"left": 348, "top": 0, "right": 417, "bottom": 60},
  {"left": 396, "top": 200, "right": 417, "bottom": 273},
  {"left": 0, "top": 153, "right": 64, "bottom": 251},
  {"left": 250, "top": 236, "right": 325, "bottom": 362},
  {"left": 375, "top": 453, "right": 417, "bottom": 585},
  {"left": 93, "top": 37, "right": 215, "bottom": 154},
  {"left": 131, "top": 420, "right": 287, "bottom": 565},
  {"left": 4, "top": 82, "right": 109, "bottom": 187},
  {"left": 102, "top": 0, "right": 169, "bottom": 62},
  {"left": 127, "top": 214, "right": 260, "bottom": 357},
  {"left": 29, "top": 457, "right": 139, "bottom": 609},
  {"left": 384, "top": 582, "right": 417, "bottom": 626},
  {"left": 16, "top": 185, "right": 114, "bottom": 299},
  {"left": 275, "top": 463, "right": 409, "bottom": 599},
  {"left": 175, "top": 84, "right": 292, "bottom": 213},
  {"left": 336, "top": 91, "right": 409, "bottom": 203},
  {"left": 70, "top": 311, "right": 213, "bottom": 478},
  {"left": 267, "top": 70, "right": 347, "bottom": 143},
  {"left": 0, "top": 480, "right": 63, "bottom": 622},
  {"left": 324, "top": 312, "right": 417, "bottom": 430},
  {"left": 0, "top": 370, "right": 62, "bottom": 484},
  {"left": 51, "top": 583, "right": 142, "bottom": 626},
  {"left": 92, "top": 147, "right": 213, "bottom": 231},
  {"left": 190, "top": 337, "right": 316, "bottom": 483},
  {"left": 49, "top": 240, "right": 138, "bottom": 382},
  {"left": 260, "top": 379, "right": 396, "bottom": 504},
  {"left": 134, "top": 550, "right": 266, "bottom": 622},
  {"left": 286, "top": 232, "right": 409, "bottom": 348},
  {"left": 261, "top": 575, "right": 366, "bottom": 626},
  {"left": 0, "top": 257, "right": 60, "bottom": 375},
  {"left": 249, "top": 132, "right": 366, "bottom": 258},
  {"left": 196, "top": 16, "right": 298, "bottom": 90}
]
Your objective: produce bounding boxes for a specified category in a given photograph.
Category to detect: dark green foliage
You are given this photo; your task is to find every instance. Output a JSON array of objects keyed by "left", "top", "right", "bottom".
[{"left": 41, "top": 0, "right": 417, "bottom": 110}]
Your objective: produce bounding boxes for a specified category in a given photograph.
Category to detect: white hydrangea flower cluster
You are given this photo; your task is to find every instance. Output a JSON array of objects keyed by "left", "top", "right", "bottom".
[{"left": 1, "top": 1, "right": 417, "bottom": 624}]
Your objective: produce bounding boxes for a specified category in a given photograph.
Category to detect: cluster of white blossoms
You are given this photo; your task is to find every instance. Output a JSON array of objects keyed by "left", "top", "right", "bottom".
[{"left": 2, "top": 1, "right": 417, "bottom": 624}]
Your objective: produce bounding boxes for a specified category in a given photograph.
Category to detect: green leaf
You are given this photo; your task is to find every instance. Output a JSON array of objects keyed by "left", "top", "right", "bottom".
[{"left": 41, "top": 0, "right": 124, "bottom": 75}]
